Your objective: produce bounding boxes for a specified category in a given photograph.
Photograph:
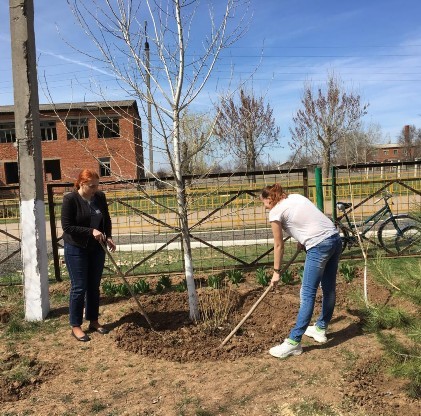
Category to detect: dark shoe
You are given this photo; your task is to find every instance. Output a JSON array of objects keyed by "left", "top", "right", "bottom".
[
  {"left": 89, "top": 325, "right": 109, "bottom": 334},
  {"left": 71, "top": 330, "right": 91, "bottom": 342}
]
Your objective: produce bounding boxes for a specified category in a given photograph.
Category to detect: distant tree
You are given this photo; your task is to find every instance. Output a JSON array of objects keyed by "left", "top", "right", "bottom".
[
  {"left": 290, "top": 73, "right": 369, "bottom": 177},
  {"left": 214, "top": 89, "right": 280, "bottom": 175},
  {"left": 397, "top": 125, "right": 421, "bottom": 160},
  {"left": 335, "top": 123, "right": 382, "bottom": 165},
  {"left": 180, "top": 111, "right": 216, "bottom": 176}
]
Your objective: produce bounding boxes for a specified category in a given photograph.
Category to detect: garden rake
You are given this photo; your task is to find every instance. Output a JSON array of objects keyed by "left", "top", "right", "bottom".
[
  {"left": 100, "top": 241, "right": 154, "bottom": 329},
  {"left": 219, "top": 248, "right": 302, "bottom": 348}
]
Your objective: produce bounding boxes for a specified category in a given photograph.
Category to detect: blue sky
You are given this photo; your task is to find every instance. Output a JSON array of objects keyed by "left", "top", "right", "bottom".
[{"left": 1, "top": 0, "right": 421, "bottom": 164}]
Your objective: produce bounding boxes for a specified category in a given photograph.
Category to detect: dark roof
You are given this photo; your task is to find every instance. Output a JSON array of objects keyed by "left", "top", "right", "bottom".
[{"left": 0, "top": 100, "right": 139, "bottom": 115}]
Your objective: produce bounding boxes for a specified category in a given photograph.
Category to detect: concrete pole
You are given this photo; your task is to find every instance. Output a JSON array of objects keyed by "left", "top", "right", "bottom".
[
  {"left": 145, "top": 22, "right": 153, "bottom": 175},
  {"left": 9, "top": 0, "right": 49, "bottom": 320}
]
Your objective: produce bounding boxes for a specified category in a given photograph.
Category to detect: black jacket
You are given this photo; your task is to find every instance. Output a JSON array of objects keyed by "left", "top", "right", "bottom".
[{"left": 61, "top": 190, "right": 112, "bottom": 248}]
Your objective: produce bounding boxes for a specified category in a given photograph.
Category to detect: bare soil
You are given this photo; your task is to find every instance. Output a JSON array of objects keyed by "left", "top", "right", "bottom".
[{"left": 0, "top": 271, "right": 419, "bottom": 416}]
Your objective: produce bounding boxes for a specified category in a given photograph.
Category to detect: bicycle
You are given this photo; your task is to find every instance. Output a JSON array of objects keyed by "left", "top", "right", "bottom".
[{"left": 336, "top": 192, "right": 421, "bottom": 255}]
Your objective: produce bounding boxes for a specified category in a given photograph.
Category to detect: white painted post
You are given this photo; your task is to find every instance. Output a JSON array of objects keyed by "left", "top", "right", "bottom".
[{"left": 9, "top": 0, "right": 50, "bottom": 320}]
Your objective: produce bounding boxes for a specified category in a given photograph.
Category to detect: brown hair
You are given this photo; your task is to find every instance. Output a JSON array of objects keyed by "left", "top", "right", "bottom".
[
  {"left": 74, "top": 169, "right": 99, "bottom": 190},
  {"left": 260, "top": 184, "right": 288, "bottom": 205}
]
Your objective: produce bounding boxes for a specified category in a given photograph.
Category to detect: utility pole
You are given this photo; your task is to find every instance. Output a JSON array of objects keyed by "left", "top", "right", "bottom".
[
  {"left": 145, "top": 21, "right": 153, "bottom": 175},
  {"left": 9, "top": 0, "right": 49, "bottom": 320}
]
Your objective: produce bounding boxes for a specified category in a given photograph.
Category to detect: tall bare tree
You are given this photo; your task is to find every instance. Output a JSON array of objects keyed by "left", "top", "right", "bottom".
[
  {"left": 214, "top": 89, "right": 280, "bottom": 174},
  {"left": 397, "top": 124, "right": 421, "bottom": 160},
  {"left": 67, "top": 0, "right": 250, "bottom": 320},
  {"left": 290, "top": 73, "right": 369, "bottom": 178}
]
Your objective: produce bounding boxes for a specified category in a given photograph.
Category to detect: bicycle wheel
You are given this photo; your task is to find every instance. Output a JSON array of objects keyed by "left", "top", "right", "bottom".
[
  {"left": 395, "top": 225, "right": 421, "bottom": 254},
  {"left": 378, "top": 214, "right": 421, "bottom": 254}
]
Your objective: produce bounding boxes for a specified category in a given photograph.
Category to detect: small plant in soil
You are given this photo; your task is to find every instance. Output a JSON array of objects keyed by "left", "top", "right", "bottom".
[
  {"left": 226, "top": 269, "right": 245, "bottom": 286},
  {"left": 133, "top": 278, "right": 150, "bottom": 294},
  {"left": 207, "top": 274, "right": 224, "bottom": 289},
  {"left": 115, "top": 283, "right": 130, "bottom": 297},
  {"left": 174, "top": 279, "right": 187, "bottom": 292},
  {"left": 281, "top": 269, "right": 294, "bottom": 285},
  {"left": 255, "top": 267, "right": 270, "bottom": 286},
  {"left": 339, "top": 262, "right": 357, "bottom": 283},
  {"left": 158, "top": 274, "right": 172, "bottom": 289},
  {"left": 155, "top": 274, "right": 172, "bottom": 293},
  {"left": 102, "top": 280, "right": 117, "bottom": 297}
]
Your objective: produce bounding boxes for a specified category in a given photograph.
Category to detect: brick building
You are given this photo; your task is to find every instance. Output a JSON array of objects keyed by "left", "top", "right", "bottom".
[
  {"left": 0, "top": 100, "right": 144, "bottom": 185},
  {"left": 370, "top": 143, "right": 410, "bottom": 163}
]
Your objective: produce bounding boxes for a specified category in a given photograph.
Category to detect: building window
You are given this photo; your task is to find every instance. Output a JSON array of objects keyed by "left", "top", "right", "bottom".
[
  {"left": 66, "top": 118, "right": 89, "bottom": 140},
  {"left": 40, "top": 121, "right": 57, "bottom": 141},
  {"left": 4, "top": 162, "right": 19, "bottom": 184},
  {"left": 383, "top": 150, "right": 388, "bottom": 155},
  {"left": 0, "top": 122, "right": 16, "bottom": 144},
  {"left": 97, "top": 117, "right": 120, "bottom": 138},
  {"left": 44, "top": 159, "right": 61, "bottom": 180},
  {"left": 99, "top": 157, "right": 111, "bottom": 177}
]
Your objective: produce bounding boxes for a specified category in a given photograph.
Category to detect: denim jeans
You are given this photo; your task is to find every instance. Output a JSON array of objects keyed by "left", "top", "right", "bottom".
[
  {"left": 64, "top": 242, "right": 106, "bottom": 327},
  {"left": 289, "top": 234, "right": 342, "bottom": 342}
]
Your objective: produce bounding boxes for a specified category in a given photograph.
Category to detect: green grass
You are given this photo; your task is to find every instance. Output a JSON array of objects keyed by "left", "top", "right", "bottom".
[
  {"left": 291, "top": 399, "right": 338, "bottom": 416},
  {"left": 357, "top": 256, "right": 421, "bottom": 399}
]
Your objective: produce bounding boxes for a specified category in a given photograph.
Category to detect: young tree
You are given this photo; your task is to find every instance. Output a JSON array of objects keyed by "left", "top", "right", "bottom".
[
  {"left": 67, "top": 0, "right": 251, "bottom": 320},
  {"left": 214, "top": 89, "right": 280, "bottom": 175},
  {"left": 290, "top": 73, "right": 369, "bottom": 178},
  {"left": 397, "top": 125, "right": 421, "bottom": 160}
]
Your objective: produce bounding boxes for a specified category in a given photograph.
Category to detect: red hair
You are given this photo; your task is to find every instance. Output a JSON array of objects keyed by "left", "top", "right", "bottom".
[
  {"left": 260, "top": 184, "right": 288, "bottom": 205},
  {"left": 74, "top": 169, "right": 99, "bottom": 190}
]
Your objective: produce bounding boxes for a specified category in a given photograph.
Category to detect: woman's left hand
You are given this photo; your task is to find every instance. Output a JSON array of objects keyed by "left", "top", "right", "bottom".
[{"left": 106, "top": 238, "right": 116, "bottom": 252}]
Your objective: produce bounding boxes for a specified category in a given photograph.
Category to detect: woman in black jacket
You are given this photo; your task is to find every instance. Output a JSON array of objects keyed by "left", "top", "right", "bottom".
[{"left": 61, "top": 169, "right": 116, "bottom": 342}]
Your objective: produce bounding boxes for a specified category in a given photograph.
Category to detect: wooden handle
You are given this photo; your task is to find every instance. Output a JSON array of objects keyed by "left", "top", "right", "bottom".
[{"left": 218, "top": 249, "right": 301, "bottom": 348}]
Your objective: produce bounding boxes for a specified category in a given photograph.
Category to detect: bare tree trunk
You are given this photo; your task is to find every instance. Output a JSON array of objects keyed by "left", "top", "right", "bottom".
[
  {"left": 173, "top": 112, "right": 199, "bottom": 321},
  {"left": 322, "top": 144, "right": 331, "bottom": 179}
]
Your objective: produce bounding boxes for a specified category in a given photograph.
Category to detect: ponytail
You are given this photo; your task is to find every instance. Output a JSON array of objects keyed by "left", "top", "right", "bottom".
[{"left": 260, "top": 183, "right": 288, "bottom": 205}]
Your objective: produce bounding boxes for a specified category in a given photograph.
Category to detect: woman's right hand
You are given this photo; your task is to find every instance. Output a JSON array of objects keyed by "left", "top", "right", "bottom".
[
  {"left": 270, "top": 271, "right": 281, "bottom": 287},
  {"left": 92, "top": 229, "right": 105, "bottom": 242}
]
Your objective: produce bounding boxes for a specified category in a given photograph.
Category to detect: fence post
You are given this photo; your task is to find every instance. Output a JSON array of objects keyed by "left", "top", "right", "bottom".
[
  {"left": 331, "top": 166, "right": 337, "bottom": 222},
  {"left": 315, "top": 167, "right": 324, "bottom": 212},
  {"left": 47, "top": 184, "right": 62, "bottom": 282}
]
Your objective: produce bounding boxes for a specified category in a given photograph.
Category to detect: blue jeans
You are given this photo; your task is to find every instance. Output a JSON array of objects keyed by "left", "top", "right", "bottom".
[
  {"left": 289, "top": 234, "right": 342, "bottom": 342},
  {"left": 64, "top": 242, "right": 106, "bottom": 327}
]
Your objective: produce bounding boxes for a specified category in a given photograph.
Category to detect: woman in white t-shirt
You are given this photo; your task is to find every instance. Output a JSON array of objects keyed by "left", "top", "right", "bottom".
[{"left": 260, "top": 183, "right": 342, "bottom": 358}]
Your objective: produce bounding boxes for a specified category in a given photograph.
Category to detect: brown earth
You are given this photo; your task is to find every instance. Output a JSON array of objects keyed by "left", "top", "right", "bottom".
[{"left": 0, "top": 270, "right": 419, "bottom": 416}]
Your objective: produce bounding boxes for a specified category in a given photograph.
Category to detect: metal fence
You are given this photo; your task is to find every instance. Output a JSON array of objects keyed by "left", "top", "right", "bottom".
[{"left": 1, "top": 161, "right": 420, "bottom": 285}]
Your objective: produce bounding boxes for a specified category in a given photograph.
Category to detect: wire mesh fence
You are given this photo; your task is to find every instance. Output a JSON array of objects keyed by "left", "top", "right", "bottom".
[{"left": 0, "top": 161, "right": 420, "bottom": 286}]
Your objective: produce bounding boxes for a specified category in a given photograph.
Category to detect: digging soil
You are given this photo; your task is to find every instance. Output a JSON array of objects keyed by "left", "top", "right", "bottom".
[{"left": 1, "top": 271, "right": 419, "bottom": 416}]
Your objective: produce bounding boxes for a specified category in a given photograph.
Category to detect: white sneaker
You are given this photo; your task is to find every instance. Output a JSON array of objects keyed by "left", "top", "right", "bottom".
[
  {"left": 269, "top": 339, "right": 303, "bottom": 358},
  {"left": 304, "top": 325, "right": 327, "bottom": 343}
]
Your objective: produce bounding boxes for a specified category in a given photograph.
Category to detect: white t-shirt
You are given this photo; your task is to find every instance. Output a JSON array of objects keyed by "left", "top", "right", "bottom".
[{"left": 269, "top": 194, "right": 338, "bottom": 250}]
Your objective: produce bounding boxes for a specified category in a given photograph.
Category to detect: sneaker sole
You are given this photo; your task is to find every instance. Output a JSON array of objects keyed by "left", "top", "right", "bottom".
[
  {"left": 269, "top": 349, "right": 303, "bottom": 358},
  {"left": 304, "top": 334, "right": 327, "bottom": 343}
]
